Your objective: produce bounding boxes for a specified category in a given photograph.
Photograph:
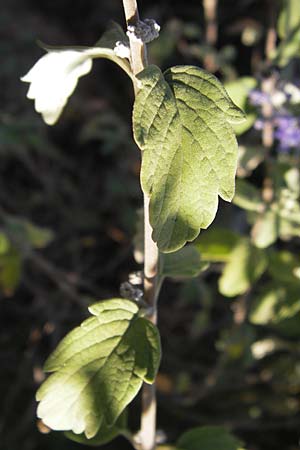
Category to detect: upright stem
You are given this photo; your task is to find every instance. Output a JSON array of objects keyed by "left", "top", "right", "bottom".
[
  {"left": 203, "top": 0, "right": 218, "bottom": 72},
  {"left": 122, "top": 1, "right": 159, "bottom": 449}
]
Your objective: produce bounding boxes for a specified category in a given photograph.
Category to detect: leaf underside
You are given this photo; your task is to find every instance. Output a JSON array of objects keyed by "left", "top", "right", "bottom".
[
  {"left": 36, "top": 299, "right": 161, "bottom": 439},
  {"left": 133, "top": 65, "right": 244, "bottom": 253}
]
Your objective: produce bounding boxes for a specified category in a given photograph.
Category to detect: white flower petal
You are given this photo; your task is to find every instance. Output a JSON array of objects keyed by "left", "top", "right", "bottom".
[{"left": 21, "top": 50, "right": 93, "bottom": 125}]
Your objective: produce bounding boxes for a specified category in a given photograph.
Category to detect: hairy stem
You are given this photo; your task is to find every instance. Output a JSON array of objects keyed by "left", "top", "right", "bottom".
[{"left": 122, "top": 1, "right": 159, "bottom": 449}]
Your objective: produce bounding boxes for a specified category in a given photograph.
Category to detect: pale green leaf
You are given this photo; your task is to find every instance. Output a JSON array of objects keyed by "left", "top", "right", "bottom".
[
  {"left": 277, "top": 0, "right": 300, "bottom": 39},
  {"left": 194, "top": 227, "right": 241, "bottom": 262},
  {"left": 233, "top": 179, "right": 263, "bottom": 212},
  {"left": 251, "top": 209, "right": 278, "bottom": 248},
  {"left": 225, "top": 77, "right": 257, "bottom": 135},
  {"left": 133, "top": 65, "right": 244, "bottom": 253},
  {"left": 177, "top": 426, "right": 245, "bottom": 450},
  {"left": 36, "top": 299, "right": 161, "bottom": 438},
  {"left": 249, "top": 284, "right": 300, "bottom": 338},
  {"left": 219, "top": 238, "right": 267, "bottom": 297},
  {"left": 159, "top": 245, "right": 208, "bottom": 279},
  {"left": 65, "top": 410, "right": 127, "bottom": 446},
  {"left": 237, "top": 145, "right": 264, "bottom": 178}
]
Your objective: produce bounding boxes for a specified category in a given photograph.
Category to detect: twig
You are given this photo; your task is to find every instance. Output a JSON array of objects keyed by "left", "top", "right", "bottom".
[{"left": 122, "top": 2, "right": 159, "bottom": 450}]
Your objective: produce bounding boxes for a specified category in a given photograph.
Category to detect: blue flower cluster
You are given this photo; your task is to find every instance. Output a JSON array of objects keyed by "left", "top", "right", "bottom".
[{"left": 249, "top": 82, "right": 300, "bottom": 153}]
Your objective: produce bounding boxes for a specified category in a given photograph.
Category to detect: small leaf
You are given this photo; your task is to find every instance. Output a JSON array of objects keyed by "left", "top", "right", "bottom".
[
  {"left": 133, "top": 65, "right": 244, "bottom": 253},
  {"left": 277, "top": 0, "right": 300, "bottom": 39},
  {"left": 249, "top": 284, "right": 300, "bottom": 338},
  {"left": 22, "top": 25, "right": 132, "bottom": 125},
  {"left": 233, "top": 179, "right": 264, "bottom": 212},
  {"left": 236, "top": 145, "right": 264, "bottom": 178},
  {"left": 159, "top": 245, "right": 208, "bottom": 279},
  {"left": 65, "top": 410, "right": 127, "bottom": 446},
  {"left": 251, "top": 209, "right": 278, "bottom": 248},
  {"left": 36, "top": 299, "right": 161, "bottom": 438},
  {"left": 177, "top": 426, "right": 245, "bottom": 450},
  {"left": 225, "top": 77, "right": 257, "bottom": 135},
  {"left": 219, "top": 238, "right": 267, "bottom": 297},
  {"left": 0, "top": 245, "right": 22, "bottom": 296},
  {"left": 3, "top": 215, "right": 54, "bottom": 250},
  {"left": 95, "top": 21, "right": 128, "bottom": 48},
  {"left": 194, "top": 227, "right": 241, "bottom": 262},
  {"left": 268, "top": 250, "right": 300, "bottom": 284}
]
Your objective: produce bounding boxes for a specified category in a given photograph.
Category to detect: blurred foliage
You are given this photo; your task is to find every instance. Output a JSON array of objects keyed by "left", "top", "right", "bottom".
[{"left": 1, "top": 0, "right": 300, "bottom": 450}]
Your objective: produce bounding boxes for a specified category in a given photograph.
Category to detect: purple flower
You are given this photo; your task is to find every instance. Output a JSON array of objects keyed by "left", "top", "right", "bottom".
[
  {"left": 274, "top": 115, "right": 300, "bottom": 152},
  {"left": 249, "top": 89, "right": 270, "bottom": 106}
]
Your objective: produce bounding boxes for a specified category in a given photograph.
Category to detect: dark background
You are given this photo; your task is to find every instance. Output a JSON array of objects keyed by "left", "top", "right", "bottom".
[{"left": 1, "top": 1, "right": 299, "bottom": 449}]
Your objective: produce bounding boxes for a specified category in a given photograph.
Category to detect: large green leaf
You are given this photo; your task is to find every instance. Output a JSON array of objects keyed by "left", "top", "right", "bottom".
[
  {"left": 36, "top": 299, "right": 161, "bottom": 439},
  {"left": 177, "top": 426, "right": 245, "bottom": 450},
  {"left": 219, "top": 238, "right": 267, "bottom": 297},
  {"left": 133, "top": 65, "right": 244, "bottom": 253}
]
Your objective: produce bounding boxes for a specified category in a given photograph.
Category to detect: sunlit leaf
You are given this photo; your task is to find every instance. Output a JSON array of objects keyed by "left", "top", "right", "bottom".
[
  {"left": 133, "top": 65, "right": 244, "bottom": 253},
  {"left": 36, "top": 299, "right": 161, "bottom": 438},
  {"left": 219, "top": 238, "right": 267, "bottom": 297},
  {"left": 249, "top": 284, "right": 300, "bottom": 338},
  {"left": 22, "top": 24, "right": 132, "bottom": 125},
  {"left": 250, "top": 209, "right": 278, "bottom": 249},
  {"left": 225, "top": 77, "right": 257, "bottom": 135},
  {"left": 233, "top": 179, "right": 264, "bottom": 212}
]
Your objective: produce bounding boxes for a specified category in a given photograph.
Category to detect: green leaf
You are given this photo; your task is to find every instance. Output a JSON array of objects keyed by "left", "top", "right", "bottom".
[
  {"left": 277, "top": 0, "right": 300, "bottom": 39},
  {"left": 0, "top": 232, "right": 10, "bottom": 254},
  {"left": 133, "top": 65, "right": 244, "bottom": 253},
  {"left": 159, "top": 245, "right": 208, "bottom": 279},
  {"left": 36, "top": 299, "right": 161, "bottom": 438},
  {"left": 250, "top": 209, "right": 278, "bottom": 248},
  {"left": 233, "top": 179, "right": 264, "bottom": 212},
  {"left": 65, "top": 410, "right": 127, "bottom": 446},
  {"left": 268, "top": 250, "right": 300, "bottom": 284},
  {"left": 194, "top": 227, "right": 241, "bottom": 262},
  {"left": 274, "top": 0, "right": 300, "bottom": 66},
  {"left": 0, "top": 245, "right": 22, "bottom": 296},
  {"left": 95, "top": 21, "right": 128, "bottom": 49},
  {"left": 225, "top": 77, "right": 257, "bottom": 135},
  {"left": 177, "top": 426, "right": 245, "bottom": 450},
  {"left": 237, "top": 145, "right": 264, "bottom": 178},
  {"left": 219, "top": 238, "right": 267, "bottom": 297},
  {"left": 3, "top": 215, "right": 54, "bottom": 250},
  {"left": 249, "top": 284, "right": 300, "bottom": 338}
]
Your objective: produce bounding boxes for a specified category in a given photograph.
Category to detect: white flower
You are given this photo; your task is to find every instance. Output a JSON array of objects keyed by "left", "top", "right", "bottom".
[{"left": 21, "top": 49, "right": 94, "bottom": 125}]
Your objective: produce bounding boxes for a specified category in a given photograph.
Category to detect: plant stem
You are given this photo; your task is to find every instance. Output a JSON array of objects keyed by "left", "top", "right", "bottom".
[
  {"left": 203, "top": 0, "right": 218, "bottom": 72},
  {"left": 122, "top": 1, "right": 159, "bottom": 449}
]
